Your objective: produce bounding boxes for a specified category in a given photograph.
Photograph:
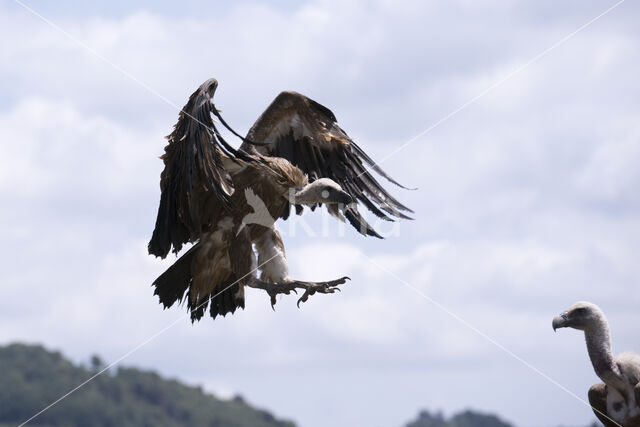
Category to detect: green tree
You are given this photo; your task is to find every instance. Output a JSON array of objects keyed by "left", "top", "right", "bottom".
[{"left": 0, "top": 343, "right": 295, "bottom": 427}]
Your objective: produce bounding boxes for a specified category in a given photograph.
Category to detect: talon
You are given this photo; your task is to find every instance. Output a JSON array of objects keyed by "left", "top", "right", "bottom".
[
  {"left": 297, "top": 288, "right": 316, "bottom": 307},
  {"left": 251, "top": 276, "right": 347, "bottom": 309}
]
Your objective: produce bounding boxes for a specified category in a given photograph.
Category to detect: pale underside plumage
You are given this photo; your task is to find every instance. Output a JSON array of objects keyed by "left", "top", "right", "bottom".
[
  {"left": 591, "top": 353, "right": 640, "bottom": 427},
  {"left": 149, "top": 79, "right": 412, "bottom": 321}
]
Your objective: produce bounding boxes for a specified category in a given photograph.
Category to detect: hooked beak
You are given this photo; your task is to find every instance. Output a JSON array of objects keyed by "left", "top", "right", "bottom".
[
  {"left": 321, "top": 189, "right": 352, "bottom": 205},
  {"left": 334, "top": 190, "right": 353, "bottom": 205},
  {"left": 552, "top": 312, "right": 569, "bottom": 332}
]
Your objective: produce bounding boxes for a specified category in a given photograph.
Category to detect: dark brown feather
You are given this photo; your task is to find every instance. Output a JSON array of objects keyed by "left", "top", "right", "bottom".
[
  {"left": 149, "top": 79, "right": 251, "bottom": 258},
  {"left": 241, "top": 90, "right": 412, "bottom": 238}
]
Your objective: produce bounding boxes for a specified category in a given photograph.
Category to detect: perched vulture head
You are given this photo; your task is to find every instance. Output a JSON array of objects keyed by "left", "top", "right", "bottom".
[{"left": 552, "top": 301, "right": 603, "bottom": 332}]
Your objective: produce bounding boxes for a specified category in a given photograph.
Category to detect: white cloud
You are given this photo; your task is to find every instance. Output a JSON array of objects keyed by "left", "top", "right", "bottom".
[
  {"left": 575, "top": 126, "right": 640, "bottom": 206},
  {"left": 0, "top": 97, "right": 162, "bottom": 197}
]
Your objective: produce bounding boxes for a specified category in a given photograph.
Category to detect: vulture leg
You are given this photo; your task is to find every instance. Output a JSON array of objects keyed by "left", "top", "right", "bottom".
[
  {"left": 254, "top": 227, "right": 291, "bottom": 284},
  {"left": 588, "top": 383, "right": 618, "bottom": 427},
  {"left": 248, "top": 276, "right": 350, "bottom": 308},
  {"left": 251, "top": 226, "right": 349, "bottom": 307}
]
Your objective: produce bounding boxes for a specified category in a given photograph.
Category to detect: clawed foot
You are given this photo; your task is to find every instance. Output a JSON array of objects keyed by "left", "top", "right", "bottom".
[
  {"left": 290, "top": 277, "right": 350, "bottom": 308},
  {"left": 249, "top": 277, "right": 350, "bottom": 308}
]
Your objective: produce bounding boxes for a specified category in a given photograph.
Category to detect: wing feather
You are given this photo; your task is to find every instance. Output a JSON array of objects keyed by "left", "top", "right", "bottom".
[
  {"left": 149, "top": 79, "right": 249, "bottom": 258},
  {"left": 242, "top": 91, "right": 412, "bottom": 237}
]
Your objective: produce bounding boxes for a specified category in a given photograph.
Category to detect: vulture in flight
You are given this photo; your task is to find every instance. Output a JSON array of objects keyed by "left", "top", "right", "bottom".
[
  {"left": 553, "top": 301, "right": 640, "bottom": 426},
  {"left": 149, "top": 78, "right": 412, "bottom": 321}
]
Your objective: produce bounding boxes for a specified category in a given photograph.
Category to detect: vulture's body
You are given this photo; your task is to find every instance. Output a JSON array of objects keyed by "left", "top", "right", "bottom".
[
  {"left": 149, "top": 79, "right": 412, "bottom": 321},
  {"left": 553, "top": 302, "right": 640, "bottom": 426}
]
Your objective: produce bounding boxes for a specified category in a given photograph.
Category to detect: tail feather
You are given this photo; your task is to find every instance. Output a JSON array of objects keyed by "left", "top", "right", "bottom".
[
  {"left": 152, "top": 245, "right": 245, "bottom": 321},
  {"left": 152, "top": 247, "right": 196, "bottom": 309},
  {"left": 207, "top": 276, "right": 245, "bottom": 320}
]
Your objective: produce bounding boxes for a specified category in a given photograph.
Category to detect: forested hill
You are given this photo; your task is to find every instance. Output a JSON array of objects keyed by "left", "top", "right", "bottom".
[
  {"left": 0, "top": 343, "right": 295, "bottom": 427},
  {"left": 404, "top": 409, "right": 514, "bottom": 427}
]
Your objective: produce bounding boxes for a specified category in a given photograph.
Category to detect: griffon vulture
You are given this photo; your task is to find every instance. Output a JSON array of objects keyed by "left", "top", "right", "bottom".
[
  {"left": 553, "top": 301, "right": 640, "bottom": 426},
  {"left": 149, "top": 79, "right": 412, "bottom": 321}
]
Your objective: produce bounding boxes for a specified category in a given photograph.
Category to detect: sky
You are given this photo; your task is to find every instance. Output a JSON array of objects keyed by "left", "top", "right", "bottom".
[{"left": 1, "top": 0, "right": 639, "bottom": 426}]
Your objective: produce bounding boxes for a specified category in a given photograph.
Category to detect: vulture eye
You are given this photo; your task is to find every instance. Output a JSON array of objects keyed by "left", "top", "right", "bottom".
[
  {"left": 574, "top": 307, "right": 587, "bottom": 315},
  {"left": 321, "top": 190, "right": 330, "bottom": 199}
]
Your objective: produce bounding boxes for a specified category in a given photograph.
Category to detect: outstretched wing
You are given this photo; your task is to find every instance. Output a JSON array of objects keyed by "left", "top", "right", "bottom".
[
  {"left": 241, "top": 91, "right": 412, "bottom": 238},
  {"left": 149, "top": 78, "right": 249, "bottom": 258}
]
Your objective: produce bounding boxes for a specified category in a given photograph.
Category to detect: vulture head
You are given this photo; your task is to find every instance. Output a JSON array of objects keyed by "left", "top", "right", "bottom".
[
  {"left": 552, "top": 301, "right": 603, "bottom": 332},
  {"left": 291, "top": 178, "right": 353, "bottom": 206}
]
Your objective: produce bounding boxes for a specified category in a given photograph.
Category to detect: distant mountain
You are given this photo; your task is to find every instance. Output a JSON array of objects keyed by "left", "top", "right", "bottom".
[
  {"left": 404, "top": 409, "right": 514, "bottom": 427},
  {"left": 403, "top": 409, "right": 601, "bottom": 427},
  {"left": 0, "top": 343, "right": 295, "bottom": 427}
]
